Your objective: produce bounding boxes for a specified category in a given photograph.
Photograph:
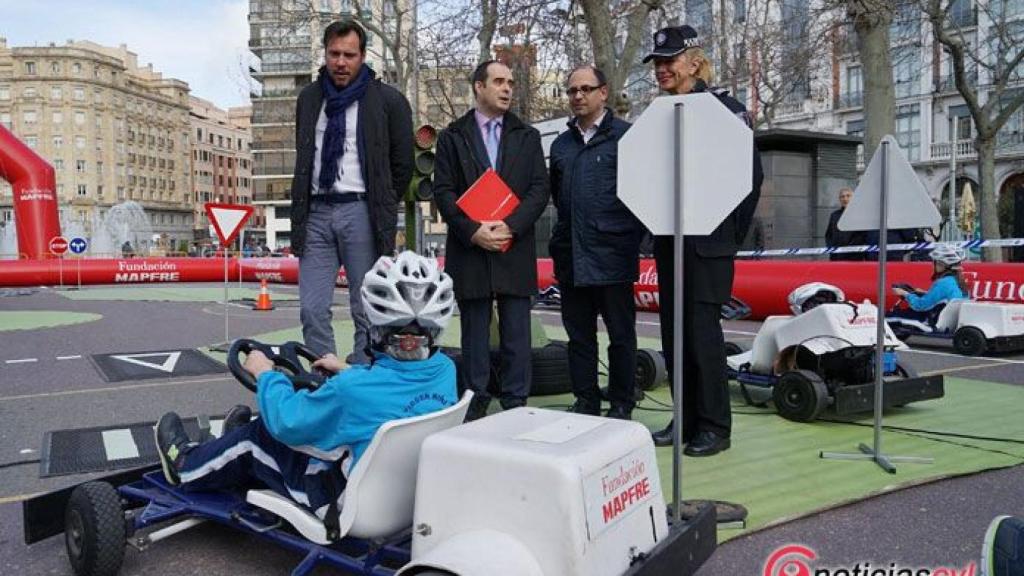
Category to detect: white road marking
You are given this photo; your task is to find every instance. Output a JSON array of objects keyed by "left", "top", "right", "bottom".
[
  {"left": 5, "top": 358, "right": 38, "bottom": 364},
  {"left": 19, "top": 448, "right": 34, "bottom": 455},
  {"left": 101, "top": 429, "right": 140, "bottom": 461},
  {"left": 0, "top": 375, "right": 229, "bottom": 403},
  {"left": 56, "top": 355, "right": 82, "bottom": 360}
]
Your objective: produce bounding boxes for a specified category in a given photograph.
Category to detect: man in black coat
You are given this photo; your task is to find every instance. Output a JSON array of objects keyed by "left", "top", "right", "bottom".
[
  {"left": 825, "top": 187, "right": 865, "bottom": 261},
  {"left": 549, "top": 65, "right": 645, "bottom": 420},
  {"left": 645, "top": 26, "right": 764, "bottom": 456},
  {"left": 433, "top": 60, "right": 550, "bottom": 420},
  {"left": 288, "top": 20, "right": 413, "bottom": 366}
]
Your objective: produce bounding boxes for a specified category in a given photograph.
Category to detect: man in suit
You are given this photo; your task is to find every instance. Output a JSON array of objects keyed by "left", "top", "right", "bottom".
[
  {"left": 433, "top": 60, "right": 550, "bottom": 420},
  {"left": 289, "top": 20, "right": 413, "bottom": 366},
  {"left": 825, "top": 187, "right": 865, "bottom": 261},
  {"left": 548, "top": 65, "right": 645, "bottom": 420},
  {"left": 644, "top": 25, "right": 764, "bottom": 456}
]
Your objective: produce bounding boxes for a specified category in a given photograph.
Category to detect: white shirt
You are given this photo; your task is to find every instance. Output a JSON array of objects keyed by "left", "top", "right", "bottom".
[
  {"left": 312, "top": 100, "right": 366, "bottom": 195},
  {"left": 576, "top": 110, "right": 606, "bottom": 144}
]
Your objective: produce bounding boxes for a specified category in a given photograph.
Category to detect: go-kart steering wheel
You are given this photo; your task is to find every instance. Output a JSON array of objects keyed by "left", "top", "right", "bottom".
[{"left": 227, "top": 339, "right": 328, "bottom": 393}]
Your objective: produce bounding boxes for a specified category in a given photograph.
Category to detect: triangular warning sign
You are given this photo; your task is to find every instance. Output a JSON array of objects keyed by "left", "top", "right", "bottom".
[
  {"left": 111, "top": 351, "right": 181, "bottom": 373},
  {"left": 839, "top": 135, "right": 940, "bottom": 231},
  {"left": 204, "top": 203, "right": 254, "bottom": 246}
]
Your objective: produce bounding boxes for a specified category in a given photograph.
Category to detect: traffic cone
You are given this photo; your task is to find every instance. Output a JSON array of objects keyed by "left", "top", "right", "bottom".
[{"left": 253, "top": 279, "right": 275, "bottom": 311}]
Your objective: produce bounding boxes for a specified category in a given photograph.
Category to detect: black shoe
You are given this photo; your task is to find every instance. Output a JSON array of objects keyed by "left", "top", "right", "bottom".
[
  {"left": 154, "top": 412, "right": 195, "bottom": 485},
  {"left": 982, "top": 515, "right": 1024, "bottom": 576},
  {"left": 222, "top": 405, "right": 252, "bottom": 436},
  {"left": 652, "top": 421, "right": 675, "bottom": 447},
  {"left": 605, "top": 405, "right": 633, "bottom": 420},
  {"left": 500, "top": 398, "right": 528, "bottom": 411},
  {"left": 683, "top": 430, "right": 730, "bottom": 457},
  {"left": 567, "top": 400, "right": 601, "bottom": 416},
  {"left": 465, "top": 395, "right": 492, "bottom": 422}
]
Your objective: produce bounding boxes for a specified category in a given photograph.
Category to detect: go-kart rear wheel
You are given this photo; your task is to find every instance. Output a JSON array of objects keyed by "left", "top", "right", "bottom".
[
  {"left": 773, "top": 370, "right": 829, "bottom": 422},
  {"left": 635, "top": 348, "right": 667, "bottom": 391},
  {"left": 65, "top": 482, "right": 125, "bottom": 576},
  {"left": 953, "top": 326, "right": 987, "bottom": 356}
]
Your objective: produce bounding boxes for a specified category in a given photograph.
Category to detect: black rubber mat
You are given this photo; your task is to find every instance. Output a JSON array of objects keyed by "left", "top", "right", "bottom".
[
  {"left": 90, "top": 349, "right": 227, "bottom": 382},
  {"left": 41, "top": 417, "right": 214, "bottom": 478}
]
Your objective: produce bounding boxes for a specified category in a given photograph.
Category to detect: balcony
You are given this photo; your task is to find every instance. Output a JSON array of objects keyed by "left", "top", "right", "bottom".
[
  {"left": 929, "top": 134, "right": 1024, "bottom": 161},
  {"left": 775, "top": 99, "right": 805, "bottom": 118},
  {"left": 931, "top": 139, "right": 976, "bottom": 160},
  {"left": 935, "top": 72, "right": 978, "bottom": 94}
]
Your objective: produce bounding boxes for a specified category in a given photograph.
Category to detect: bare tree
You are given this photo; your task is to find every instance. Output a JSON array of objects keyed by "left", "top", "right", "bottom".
[
  {"left": 923, "top": 0, "right": 1024, "bottom": 261},
  {"left": 846, "top": 0, "right": 896, "bottom": 160}
]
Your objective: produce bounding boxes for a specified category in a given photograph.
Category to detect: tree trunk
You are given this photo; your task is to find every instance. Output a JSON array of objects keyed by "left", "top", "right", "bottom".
[
  {"left": 850, "top": 1, "right": 895, "bottom": 161},
  {"left": 478, "top": 0, "right": 499, "bottom": 64},
  {"left": 975, "top": 136, "right": 1002, "bottom": 262},
  {"left": 580, "top": 0, "right": 664, "bottom": 114}
]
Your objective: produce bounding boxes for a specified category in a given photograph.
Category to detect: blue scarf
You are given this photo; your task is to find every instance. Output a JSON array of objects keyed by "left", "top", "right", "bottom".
[{"left": 318, "top": 65, "right": 373, "bottom": 193}]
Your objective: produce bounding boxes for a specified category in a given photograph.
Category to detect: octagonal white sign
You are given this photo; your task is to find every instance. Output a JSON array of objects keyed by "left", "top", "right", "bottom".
[{"left": 618, "top": 93, "right": 753, "bottom": 235}]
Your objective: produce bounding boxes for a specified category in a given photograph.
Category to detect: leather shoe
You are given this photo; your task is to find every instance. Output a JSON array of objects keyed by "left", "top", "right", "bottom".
[
  {"left": 683, "top": 430, "right": 730, "bottom": 457},
  {"left": 605, "top": 405, "right": 632, "bottom": 420},
  {"left": 567, "top": 400, "right": 600, "bottom": 416}
]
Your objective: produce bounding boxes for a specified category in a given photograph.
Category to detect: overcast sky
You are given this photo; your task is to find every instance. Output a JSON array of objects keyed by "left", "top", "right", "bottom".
[{"left": 0, "top": 0, "right": 252, "bottom": 109}]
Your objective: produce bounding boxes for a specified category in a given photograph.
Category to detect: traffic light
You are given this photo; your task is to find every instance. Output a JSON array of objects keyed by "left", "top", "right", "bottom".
[{"left": 407, "top": 124, "right": 437, "bottom": 201}]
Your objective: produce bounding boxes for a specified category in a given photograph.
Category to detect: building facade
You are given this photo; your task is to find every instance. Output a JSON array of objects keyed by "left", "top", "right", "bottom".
[
  {"left": 0, "top": 38, "right": 193, "bottom": 255},
  {"left": 189, "top": 96, "right": 256, "bottom": 247}
]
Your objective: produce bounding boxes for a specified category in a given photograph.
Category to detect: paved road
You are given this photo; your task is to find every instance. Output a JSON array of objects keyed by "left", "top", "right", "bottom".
[{"left": 1, "top": 284, "right": 1021, "bottom": 575}]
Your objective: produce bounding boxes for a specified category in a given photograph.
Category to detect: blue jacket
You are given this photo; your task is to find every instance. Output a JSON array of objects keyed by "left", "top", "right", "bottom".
[
  {"left": 548, "top": 109, "right": 645, "bottom": 287},
  {"left": 256, "top": 351, "right": 456, "bottom": 468},
  {"left": 906, "top": 275, "right": 968, "bottom": 311}
]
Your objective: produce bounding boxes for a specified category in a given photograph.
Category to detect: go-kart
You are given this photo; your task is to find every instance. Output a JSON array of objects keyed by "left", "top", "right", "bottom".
[
  {"left": 724, "top": 301, "right": 944, "bottom": 422},
  {"left": 23, "top": 339, "right": 716, "bottom": 576},
  {"left": 886, "top": 285, "right": 1024, "bottom": 356}
]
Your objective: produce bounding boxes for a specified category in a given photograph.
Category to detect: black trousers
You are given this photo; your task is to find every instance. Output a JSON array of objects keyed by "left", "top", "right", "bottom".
[
  {"left": 560, "top": 282, "right": 637, "bottom": 411},
  {"left": 458, "top": 296, "right": 532, "bottom": 408},
  {"left": 654, "top": 237, "right": 731, "bottom": 440}
]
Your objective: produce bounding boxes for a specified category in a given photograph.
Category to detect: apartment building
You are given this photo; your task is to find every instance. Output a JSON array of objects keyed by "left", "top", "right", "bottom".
[{"left": 0, "top": 38, "right": 193, "bottom": 252}]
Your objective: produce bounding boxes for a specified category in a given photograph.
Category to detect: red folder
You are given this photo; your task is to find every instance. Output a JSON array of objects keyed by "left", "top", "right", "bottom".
[{"left": 456, "top": 168, "right": 519, "bottom": 252}]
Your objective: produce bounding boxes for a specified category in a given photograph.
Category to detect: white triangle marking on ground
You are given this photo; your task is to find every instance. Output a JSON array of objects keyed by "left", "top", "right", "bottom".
[
  {"left": 111, "top": 351, "right": 182, "bottom": 373},
  {"left": 211, "top": 207, "right": 249, "bottom": 241}
]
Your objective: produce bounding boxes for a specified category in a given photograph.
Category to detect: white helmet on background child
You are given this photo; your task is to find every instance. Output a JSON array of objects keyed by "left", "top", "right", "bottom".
[
  {"left": 787, "top": 282, "right": 845, "bottom": 315},
  {"left": 929, "top": 244, "right": 965, "bottom": 266},
  {"left": 361, "top": 252, "right": 455, "bottom": 359}
]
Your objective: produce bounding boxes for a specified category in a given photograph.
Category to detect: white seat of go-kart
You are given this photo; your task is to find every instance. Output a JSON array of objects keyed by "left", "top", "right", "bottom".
[
  {"left": 934, "top": 299, "right": 965, "bottom": 332},
  {"left": 748, "top": 315, "right": 791, "bottom": 375},
  {"left": 246, "top": 391, "right": 473, "bottom": 545}
]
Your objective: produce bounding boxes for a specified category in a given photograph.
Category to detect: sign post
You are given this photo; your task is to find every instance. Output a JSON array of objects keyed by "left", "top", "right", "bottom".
[
  {"left": 204, "top": 203, "right": 254, "bottom": 350},
  {"left": 823, "top": 135, "right": 941, "bottom": 473},
  {"left": 49, "top": 235, "right": 69, "bottom": 289},
  {"left": 69, "top": 236, "right": 88, "bottom": 290},
  {"left": 618, "top": 93, "right": 753, "bottom": 523}
]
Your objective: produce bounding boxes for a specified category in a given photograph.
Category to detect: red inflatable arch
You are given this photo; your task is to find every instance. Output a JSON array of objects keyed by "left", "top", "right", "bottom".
[{"left": 1, "top": 124, "right": 61, "bottom": 259}]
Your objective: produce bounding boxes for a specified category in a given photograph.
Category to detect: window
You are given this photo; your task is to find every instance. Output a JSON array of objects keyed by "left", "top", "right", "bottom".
[
  {"left": 52, "top": 111, "right": 63, "bottom": 124},
  {"left": 94, "top": 91, "right": 103, "bottom": 104},
  {"left": 95, "top": 115, "right": 102, "bottom": 128},
  {"left": 50, "top": 61, "right": 60, "bottom": 74},
  {"left": 77, "top": 184, "right": 87, "bottom": 197},
  {"left": 25, "top": 61, "right": 37, "bottom": 75},
  {"left": 895, "top": 104, "right": 921, "bottom": 161},
  {"left": 54, "top": 159, "right": 64, "bottom": 171},
  {"left": 843, "top": 65, "right": 863, "bottom": 107},
  {"left": 733, "top": 0, "right": 746, "bottom": 22},
  {"left": 53, "top": 135, "right": 63, "bottom": 148},
  {"left": 949, "top": 104, "right": 973, "bottom": 140},
  {"left": 77, "top": 160, "right": 87, "bottom": 173},
  {"left": 893, "top": 46, "right": 920, "bottom": 98},
  {"left": 0, "top": 86, "right": 8, "bottom": 99},
  {"left": 73, "top": 87, "right": 84, "bottom": 101},
  {"left": 0, "top": 112, "right": 10, "bottom": 129},
  {"left": 72, "top": 62, "right": 82, "bottom": 75},
  {"left": 74, "top": 111, "right": 85, "bottom": 126},
  {"left": 23, "top": 110, "right": 37, "bottom": 124},
  {"left": 23, "top": 87, "right": 37, "bottom": 98},
  {"left": 50, "top": 86, "right": 62, "bottom": 100},
  {"left": 97, "top": 185, "right": 104, "bottom": 197},
  {"left": 97, "top": 161, "right": 104, "bottom": 175},
  {"left": 25, "top": 136, "right": 38, "bottom": 148},
  {"left": 75, "top": 136, "right": 85, "bottom": 149}
]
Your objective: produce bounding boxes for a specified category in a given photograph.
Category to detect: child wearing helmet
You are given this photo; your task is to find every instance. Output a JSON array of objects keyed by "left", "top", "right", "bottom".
[
  {"left": 892, "top": 244, "right": 970, "bottom": 314},
  {"left": 787, "top": 282, "right": 846, "bottom": 315},
  {"left": 154, "top": 252, "right": 458, "bottom": 519}
]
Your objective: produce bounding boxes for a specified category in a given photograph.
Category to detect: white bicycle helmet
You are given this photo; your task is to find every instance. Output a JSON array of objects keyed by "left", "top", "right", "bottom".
[
  {"left": 929, "top": 244, "right": 965, "bottom": 266},
  {"left": 361, "top": 252, "right": 454, "bottom": 359},
  {"left": 788, "top": 282, "right": 845, "bottom": 315}
]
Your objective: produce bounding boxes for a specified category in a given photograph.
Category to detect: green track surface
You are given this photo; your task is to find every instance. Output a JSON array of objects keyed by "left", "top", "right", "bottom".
[
  {"left": 0, "top": 311, "right": 102, "bottom": 331},
  {"left": 207, "top": 317, "right": 1024, "bottom": 541},
  {"left": 56, "top": 285, "right": 298, "bottom": 302}
]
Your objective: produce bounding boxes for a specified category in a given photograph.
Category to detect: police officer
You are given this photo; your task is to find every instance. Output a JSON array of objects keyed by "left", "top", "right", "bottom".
[{"left": 644, "top": 25, "right": 763, "bottom": 456}]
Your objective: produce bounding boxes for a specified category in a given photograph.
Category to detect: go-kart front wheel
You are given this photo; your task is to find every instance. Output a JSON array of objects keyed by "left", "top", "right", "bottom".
[
  {"left": 773, "top": 370, "right": 829, "bottom": 422},
  {"left": 953, "top": 326, "right": 987, "bottom": 356},
  {"left": 65, "top": 482, "right": 125, "bottom": 576}
]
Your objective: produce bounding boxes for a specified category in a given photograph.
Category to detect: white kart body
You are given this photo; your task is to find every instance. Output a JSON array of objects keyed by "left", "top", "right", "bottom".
[
  {"left": 727, "top": 301, "right": 907, "bottom": 375},
  {"left": 931, "top": 300, "right": 1024, "bottom": 338},
  {"left": 398, "top": 408, "right": 668, "bottom": 576}
]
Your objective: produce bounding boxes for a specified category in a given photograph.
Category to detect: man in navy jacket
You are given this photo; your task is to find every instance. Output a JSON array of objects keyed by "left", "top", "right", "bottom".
[{"left": 548, "top": 65, "right": 646, "bottom": 420}]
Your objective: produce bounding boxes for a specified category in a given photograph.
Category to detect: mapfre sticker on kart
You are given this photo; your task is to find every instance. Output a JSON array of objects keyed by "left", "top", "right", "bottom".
[{"left": 583, "top": 448, "right": 657, "bottom": 540}]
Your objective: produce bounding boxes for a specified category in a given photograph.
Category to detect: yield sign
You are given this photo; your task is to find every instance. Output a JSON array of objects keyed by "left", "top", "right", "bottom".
[
  {"left": 110, "top": 352, "right": 181, "bottom": 373},
  {"left": 204, "top": 203, "right": 254, "bottom": 245}
]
